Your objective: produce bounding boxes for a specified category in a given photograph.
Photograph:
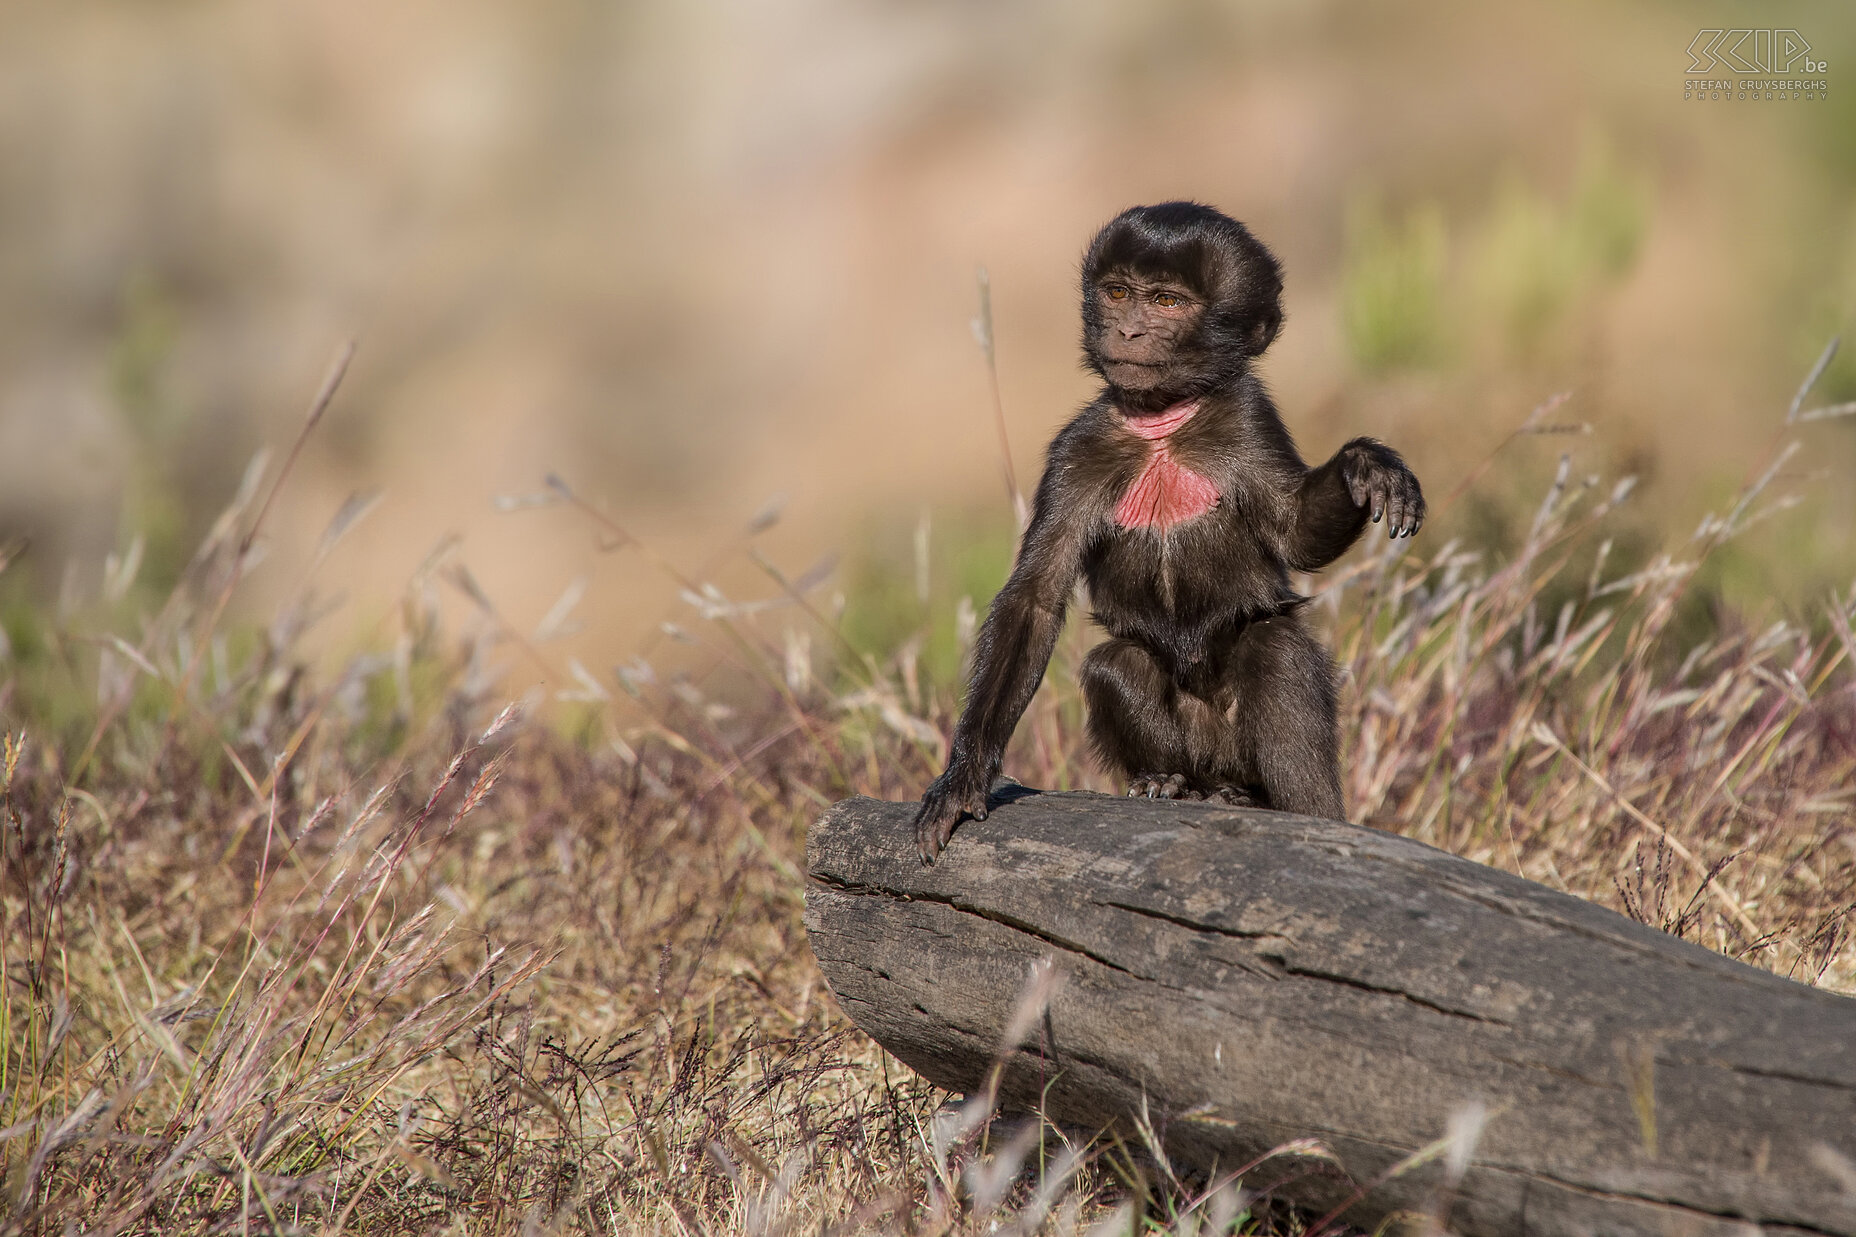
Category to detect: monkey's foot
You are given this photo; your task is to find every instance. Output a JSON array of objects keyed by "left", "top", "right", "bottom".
[
  {"left": 1126, "top": 773, "right": 1190, "bottom": 800},
  {"left": 1202, "top": 784, "right": 1259, "bottom": 807},
  {"left": 1125, "top": 776, "right": 1260, "bottom": 805}
]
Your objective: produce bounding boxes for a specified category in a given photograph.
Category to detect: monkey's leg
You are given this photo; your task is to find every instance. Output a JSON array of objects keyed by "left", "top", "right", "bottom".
[
  {"left": 1224, "top": 616, "right": 1346, "bottom": 820},
  {"left": 1081, "top": 637, "right": 1231, "bottom": 796}
]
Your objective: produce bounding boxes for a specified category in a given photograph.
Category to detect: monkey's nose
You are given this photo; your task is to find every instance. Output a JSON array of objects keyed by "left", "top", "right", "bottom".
[{"left": 1119, "top": 326, "right": 1144, "bottom": 339}]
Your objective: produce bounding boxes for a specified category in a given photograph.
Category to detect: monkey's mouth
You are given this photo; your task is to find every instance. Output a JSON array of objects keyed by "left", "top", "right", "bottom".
[{"left": 1102, "top": 358, "right": 1167, "bottom": 385}]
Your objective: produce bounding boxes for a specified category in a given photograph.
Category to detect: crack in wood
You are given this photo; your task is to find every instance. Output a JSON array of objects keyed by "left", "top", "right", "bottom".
[
  {"left": 1718, "top": 1061, "right": 1856, "bottom": 1093},
  {"left": 1256, "top": 954, "right": 1514, "bottom": 1027},
  {"left": 811, "top": 874, "right": 1137, "bottom": 977},
  {"left": 1514, "top": 1162, "right": 1852, "bottom": 1236},
  {"left": 1096, "top": 897, "right": 1293, "bottom": 944}
]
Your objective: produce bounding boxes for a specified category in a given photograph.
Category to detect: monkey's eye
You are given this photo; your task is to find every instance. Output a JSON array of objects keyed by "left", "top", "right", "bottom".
[
  {"left": 1104, "top": 284, "right": 1130, "bottom": 302},
  {"left": 1152, "top": 292, "right": 1182, "bottom": 308}
]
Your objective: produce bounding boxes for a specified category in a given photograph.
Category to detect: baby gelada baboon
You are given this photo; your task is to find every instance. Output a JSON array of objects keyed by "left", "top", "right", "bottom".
[{"left": 913, "top": 202, "right": 1425, "bottom": 862}]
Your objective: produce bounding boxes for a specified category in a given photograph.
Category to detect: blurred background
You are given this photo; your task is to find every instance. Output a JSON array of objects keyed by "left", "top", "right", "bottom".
[{"left": 4, "top": 0, "right": 1855, "bottom": 693}]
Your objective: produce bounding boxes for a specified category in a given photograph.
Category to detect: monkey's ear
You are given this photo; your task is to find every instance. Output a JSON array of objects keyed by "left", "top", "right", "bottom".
[{"left": 1246, "top": 307, "right": 1282, "bottom": 356}]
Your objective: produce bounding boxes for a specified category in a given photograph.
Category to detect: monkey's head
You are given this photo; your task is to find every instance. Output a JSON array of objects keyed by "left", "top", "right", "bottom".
[{"left": 1081, "top": 202, "right": 1284, "bottom": 410}]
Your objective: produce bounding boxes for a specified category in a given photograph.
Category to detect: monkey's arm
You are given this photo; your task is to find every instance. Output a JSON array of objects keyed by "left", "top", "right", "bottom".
[
  {"left": 1286, "top": 437, "right": 1425, "bottom": 571},
  {"left": 914, "top": 462, "right": 1090, "bottom": 863}
]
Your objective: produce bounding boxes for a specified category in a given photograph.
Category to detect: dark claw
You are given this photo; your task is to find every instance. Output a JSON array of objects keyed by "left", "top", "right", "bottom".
[{"left": 1127, "top": 773, "right": 1190, "bottom": 800}]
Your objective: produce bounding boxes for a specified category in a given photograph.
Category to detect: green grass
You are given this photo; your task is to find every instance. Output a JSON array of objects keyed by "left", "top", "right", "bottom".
[
  {"left": 1341, "top": 196, "right": 1448, "bottom": 374},
  {"left": 1341, "top": 135, "right": 1649, "bottom": 373}
]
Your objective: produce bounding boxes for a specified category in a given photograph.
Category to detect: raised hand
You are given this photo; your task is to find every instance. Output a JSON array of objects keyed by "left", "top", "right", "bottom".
[{"left": 1340, "top": 437, "right": 1427, "bottom": 539}]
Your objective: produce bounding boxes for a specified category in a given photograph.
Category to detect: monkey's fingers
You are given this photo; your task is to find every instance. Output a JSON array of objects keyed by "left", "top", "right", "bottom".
[
  {"left": 1385, "top": 488, "right": 1406, "bottom": 539},
  {"left": 914, "top": 787, "right": 986, "bottom": 864},
  {"left": 915, "top": 799, "right": 971, "bottom": 861},
  {"left": 915, "top": 810, "right": 949, "bottom": 864},
  {"left": 913, "top": 793, "right": 949, "bottom": 863},
  {"left": 1392, "top": 475, "right": 1426, "bottom": 537}
]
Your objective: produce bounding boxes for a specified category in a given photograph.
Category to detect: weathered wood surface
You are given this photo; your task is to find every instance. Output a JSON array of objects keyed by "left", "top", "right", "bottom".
[{"left": 804, "top": 790, "right": 1856, "bottom": 1236}]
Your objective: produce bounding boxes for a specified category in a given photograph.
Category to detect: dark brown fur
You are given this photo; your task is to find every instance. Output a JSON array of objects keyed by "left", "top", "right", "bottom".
[{"left": 914, "top": 202, "right": 1424, "bottom": 862}]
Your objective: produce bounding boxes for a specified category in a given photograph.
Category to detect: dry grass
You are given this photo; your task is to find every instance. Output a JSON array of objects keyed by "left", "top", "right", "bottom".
[{"left": 2, "top": 354, "right": 1855, "bottom": 1235}]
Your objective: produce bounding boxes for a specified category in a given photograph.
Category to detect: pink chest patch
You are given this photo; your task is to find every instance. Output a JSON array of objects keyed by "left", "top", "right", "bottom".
[{"left": 1113, "top": 400, "right": 1221, "bottom": 532}]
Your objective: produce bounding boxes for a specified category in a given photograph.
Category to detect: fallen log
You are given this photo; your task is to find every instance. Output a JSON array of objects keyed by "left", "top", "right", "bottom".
[{"left": 804, "top": 790, "right": 1856, "bottom": 1236}]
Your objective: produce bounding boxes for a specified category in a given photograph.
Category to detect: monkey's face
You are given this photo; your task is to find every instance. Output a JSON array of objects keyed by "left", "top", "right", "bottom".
[
  {"left": 1080, "top": 204, "right": 1286, "bottom": 405},
  {"left": 1090, "top": 276, "right": 1206, "bottom": 393}
]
